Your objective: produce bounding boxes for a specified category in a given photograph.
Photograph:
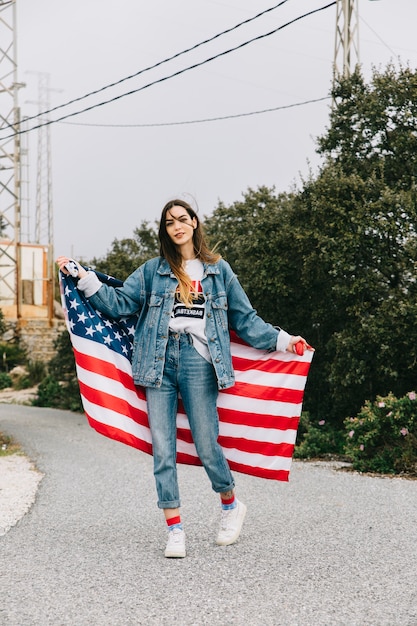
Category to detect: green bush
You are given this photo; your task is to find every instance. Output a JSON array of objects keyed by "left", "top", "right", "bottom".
[
  {"left": 14, "top": 360, "right": 47, "bottom": 389},
  {"left": 47, "top": 331, "right": 78, "bottom": 380},
  {"left": 294, "top": 412, "right": 345, "bottom": 459},
  {"left": 344, "top": 392, "right": 417, "bottom": 475},
  {"left": 0, "top": 342, "right": 27, "bottom": 372},
  {"left": 33, "top": 375, "right": 62, "bottom": 408},
  {"left": 0, "top": 308, "right": 6, "bottom": 335},
  {"left": 33, "top": 374, "right": 82, "bottom": 412},
  {"left": 0, "top": 372, "right": 12, "bottom": 389},
  {"left": 33, "top": 331, "right": 83, "bottom": 412}
]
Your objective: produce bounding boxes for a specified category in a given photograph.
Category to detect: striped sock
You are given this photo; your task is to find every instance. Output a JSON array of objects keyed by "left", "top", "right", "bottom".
[
  {"left": 166, "top": 515, "right": 183, "bottom": 531},
  {"left": 221, "top": 494, "right": 237, "bottom": 511}
]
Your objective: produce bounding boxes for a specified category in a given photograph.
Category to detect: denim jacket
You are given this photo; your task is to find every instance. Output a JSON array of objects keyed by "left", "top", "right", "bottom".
[{"left": 84, "top": 257, "right": 282, "bottom": 390}]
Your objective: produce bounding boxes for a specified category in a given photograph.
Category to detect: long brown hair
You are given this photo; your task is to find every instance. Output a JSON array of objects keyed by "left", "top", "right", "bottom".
[{"left": 158, "top": 199, "right": 221, "bottom": 306}]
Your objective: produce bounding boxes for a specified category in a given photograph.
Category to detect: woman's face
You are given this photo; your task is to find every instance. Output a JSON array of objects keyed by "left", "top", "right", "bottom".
[{"left": 165, "top": 205, "right": 197, "bottom": 251}]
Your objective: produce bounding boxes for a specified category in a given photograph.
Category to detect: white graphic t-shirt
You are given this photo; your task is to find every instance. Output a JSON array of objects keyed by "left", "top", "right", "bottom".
[{"left": 169, "top": 259, "right": 211, "bottom": 362}]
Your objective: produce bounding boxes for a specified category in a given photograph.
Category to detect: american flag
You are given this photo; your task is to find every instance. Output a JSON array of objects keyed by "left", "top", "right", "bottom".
[{"left": 60, "top": 270, "right": 313, "bottom": 481}]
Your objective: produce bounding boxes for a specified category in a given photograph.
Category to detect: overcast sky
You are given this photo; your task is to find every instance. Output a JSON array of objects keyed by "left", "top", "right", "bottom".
[{"left": 14, "top": 0, "right": 417, "bottom": 261}]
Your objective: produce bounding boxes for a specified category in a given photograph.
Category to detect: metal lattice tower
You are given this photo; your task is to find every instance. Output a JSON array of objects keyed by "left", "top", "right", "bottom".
[
  {"left": 30, "top": 71, "right": 54, "bottom": 247},
  {"left": 30, "top": 71, "right": 56, "bottom": 322},
  {"left": 334, "top": 0, "right": 360, "bottom": 80},
  {"left": 0, "top": 0, "right": 23, "bottom": 316},
  {"left": 31, "top": 72, "right": 54, "bottom": 320}
]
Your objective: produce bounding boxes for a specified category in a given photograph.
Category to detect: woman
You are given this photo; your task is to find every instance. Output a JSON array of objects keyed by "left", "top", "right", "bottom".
[{"left": 57, "top": 199, "right": 308, "bottom": 558}]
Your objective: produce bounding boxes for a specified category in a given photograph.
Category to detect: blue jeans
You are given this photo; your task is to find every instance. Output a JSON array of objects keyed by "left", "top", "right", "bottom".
[{"left": 146, "top": 332, "right": 235, "bottom": 509}]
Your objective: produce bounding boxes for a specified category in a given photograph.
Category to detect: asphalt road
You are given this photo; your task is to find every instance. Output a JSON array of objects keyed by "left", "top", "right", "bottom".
[{"left": 1, "top": 404, "right": 416, "bottom": 626}]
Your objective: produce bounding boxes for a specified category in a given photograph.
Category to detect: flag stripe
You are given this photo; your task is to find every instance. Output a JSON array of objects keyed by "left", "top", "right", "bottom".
[
  {"left": 60, "top": 273, "right": 313, "bottom": 482},
  {"left": 87, "top": 414, "right": 153, "bottom": 456},
  {"left": 222, "top": 380, "right": 304, "bottom": 403},
  {"left": 233, "top": 355, "right": 311, "bottom": 376}
]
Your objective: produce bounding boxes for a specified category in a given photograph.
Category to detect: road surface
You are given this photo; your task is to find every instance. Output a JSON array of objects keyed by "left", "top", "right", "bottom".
[{"left": 0, "top": 404, "right": 416, "bottom": 626}]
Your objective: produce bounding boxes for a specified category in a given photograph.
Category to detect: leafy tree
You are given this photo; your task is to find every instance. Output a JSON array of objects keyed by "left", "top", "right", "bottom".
[
  {"left": 309, "top": 65, "right": 417, "bottom": 421},
  {"left": 89, "top": 220, "right": 159, "bottom": 279},
  {"left": 291, "top": 166, "right": 417, "bottom": 422},
  {"left": 205, "top": 186, "right": 298, "bottom": 327},
  {"left": 318, "top": 64, "right": 417, "bottom": 190},
  {"left": 206, "top": 65, "right": 417, "bottom": 430}
]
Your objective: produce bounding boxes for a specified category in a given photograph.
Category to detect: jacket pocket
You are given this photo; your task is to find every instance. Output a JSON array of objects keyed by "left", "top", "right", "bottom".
[
  {"left": 211, "top": 295, "right": 229, "bottom": 332},
  {"left": 146, "top": 294, "right": 163, "bottom": 328}
]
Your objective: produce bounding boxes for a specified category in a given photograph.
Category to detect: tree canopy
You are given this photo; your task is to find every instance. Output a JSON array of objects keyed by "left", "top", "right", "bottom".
[
  {"left": 88, "top": 64, "right": 417, "bottom": 430},
  {"left": 89, "top": 221, "right": 159, "bottom": 279}
]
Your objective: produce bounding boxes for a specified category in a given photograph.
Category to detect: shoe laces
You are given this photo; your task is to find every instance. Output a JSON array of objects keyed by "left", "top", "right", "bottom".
[
  {"left": 168, "top": 528, "right": 184, "bottom": 543},
  {"left": 219, "top": 507, "right": 235, "bottom": 530}
]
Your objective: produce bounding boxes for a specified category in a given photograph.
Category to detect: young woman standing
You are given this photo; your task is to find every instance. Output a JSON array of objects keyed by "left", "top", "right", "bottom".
[{"left": 57, "top": 199, "right": 308, "bottom": 558}]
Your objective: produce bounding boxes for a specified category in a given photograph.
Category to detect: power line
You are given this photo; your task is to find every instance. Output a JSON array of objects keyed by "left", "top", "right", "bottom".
[
  {"left": 1, "top": 1, "right": 336, "bottom": 140},
  {"left": 59, "top": 96, "right": 331, "bottom": 128},
  {"left": 10, "top": 0, "right": 292, "bottom": 130},
  {"left": 360, "top": 15, "right": 400, "bottom": 61}
]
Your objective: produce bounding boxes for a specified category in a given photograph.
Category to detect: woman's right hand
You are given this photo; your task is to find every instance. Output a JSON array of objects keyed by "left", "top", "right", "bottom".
[{"left": 55, "top": 256, "right": 88, "bottom": 279}]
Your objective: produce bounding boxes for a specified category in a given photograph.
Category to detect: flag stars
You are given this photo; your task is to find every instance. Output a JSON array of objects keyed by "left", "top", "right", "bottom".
[
  {"left": 77, "top": 311, "right": 88, "bottom": 324},
  {"left": 60, "top": 274, "right": 138, "bottom": 360}
]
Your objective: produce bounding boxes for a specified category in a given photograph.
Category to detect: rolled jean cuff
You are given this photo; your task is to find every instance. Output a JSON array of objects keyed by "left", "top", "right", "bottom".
[
  {"left": 212, "top": 480, "right": 235, "bottom": 495},
  {"left": 158, "top": 499, "right": 181, "bottom": 510}
]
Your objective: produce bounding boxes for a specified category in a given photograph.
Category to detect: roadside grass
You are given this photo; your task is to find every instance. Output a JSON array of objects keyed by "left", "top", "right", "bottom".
[{"left": 0, "top": 431, "right": 21, "bottom": 457}]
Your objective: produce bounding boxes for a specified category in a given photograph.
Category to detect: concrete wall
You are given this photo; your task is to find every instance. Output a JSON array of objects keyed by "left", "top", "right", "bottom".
[{"left": 5, "top": 318, "right": 67, "bottom": 363}]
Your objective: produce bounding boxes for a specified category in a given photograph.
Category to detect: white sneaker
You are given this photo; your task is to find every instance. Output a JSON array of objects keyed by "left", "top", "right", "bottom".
[
  {"left": 164, "top": 528, "right": 186, "bottom": 558},
  {"left": 216, "top": 499, "right": 247, "bottom": 546}
]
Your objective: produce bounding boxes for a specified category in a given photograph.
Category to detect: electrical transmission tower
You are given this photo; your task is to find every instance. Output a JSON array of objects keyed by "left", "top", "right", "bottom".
[
  {"left": 0, "top": 0, "right": 24, "bottom": 317},
  {"left": 29, "top": 72, "right": 54, "bottom": 247},
  {"left": 334, "top": 0, "right": 360, "bottom": 80},
  {"left": 28, "top": 71, "right": 56, "bottom": 321}
]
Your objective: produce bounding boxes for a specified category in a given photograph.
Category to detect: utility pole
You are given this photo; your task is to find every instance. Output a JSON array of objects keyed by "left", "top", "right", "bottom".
[{"left": 0, "top": 0, "right": 24, "bottom": 317}]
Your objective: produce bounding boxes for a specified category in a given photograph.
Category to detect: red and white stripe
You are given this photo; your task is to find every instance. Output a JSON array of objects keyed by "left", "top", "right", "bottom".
[{"left": 69, "top": 329, "right": 313, "bottom": 482}]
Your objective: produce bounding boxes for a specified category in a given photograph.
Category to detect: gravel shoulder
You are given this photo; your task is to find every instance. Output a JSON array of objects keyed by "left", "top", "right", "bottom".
[
  {"left": 0, "top": 454, "right": 43, "bottom": 536},
  {"left": 0, "top": 388, "right": 43, "bottom": 536}
]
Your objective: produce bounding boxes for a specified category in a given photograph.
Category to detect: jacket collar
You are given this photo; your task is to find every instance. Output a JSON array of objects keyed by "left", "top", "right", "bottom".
[{"left": 157, "top": 257, "right": 220, "bottom": 276}]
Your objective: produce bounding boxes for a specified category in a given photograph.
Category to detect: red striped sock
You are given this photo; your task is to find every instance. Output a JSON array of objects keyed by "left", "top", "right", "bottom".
[
  {"left": 221, "top": 494, "right": 236, "bottom": 510},
  {"left": 166, "top": 515, "right": 182, "bottom": 530}
]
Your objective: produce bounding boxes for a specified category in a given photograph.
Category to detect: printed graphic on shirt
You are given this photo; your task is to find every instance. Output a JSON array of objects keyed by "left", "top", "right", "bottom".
[{"left": 172, "top": 280, "right": 205, "bottom": 320}]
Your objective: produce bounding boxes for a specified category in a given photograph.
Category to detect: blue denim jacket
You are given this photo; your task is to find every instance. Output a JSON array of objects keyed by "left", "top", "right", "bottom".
[{"left": 87, "top": 257, "right": 281, "bottom": 390}]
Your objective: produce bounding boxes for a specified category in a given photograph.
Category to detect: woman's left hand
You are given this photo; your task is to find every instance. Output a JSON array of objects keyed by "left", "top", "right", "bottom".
[{"left": 287, "top": 336, "right": 313, "bottom": 355}]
